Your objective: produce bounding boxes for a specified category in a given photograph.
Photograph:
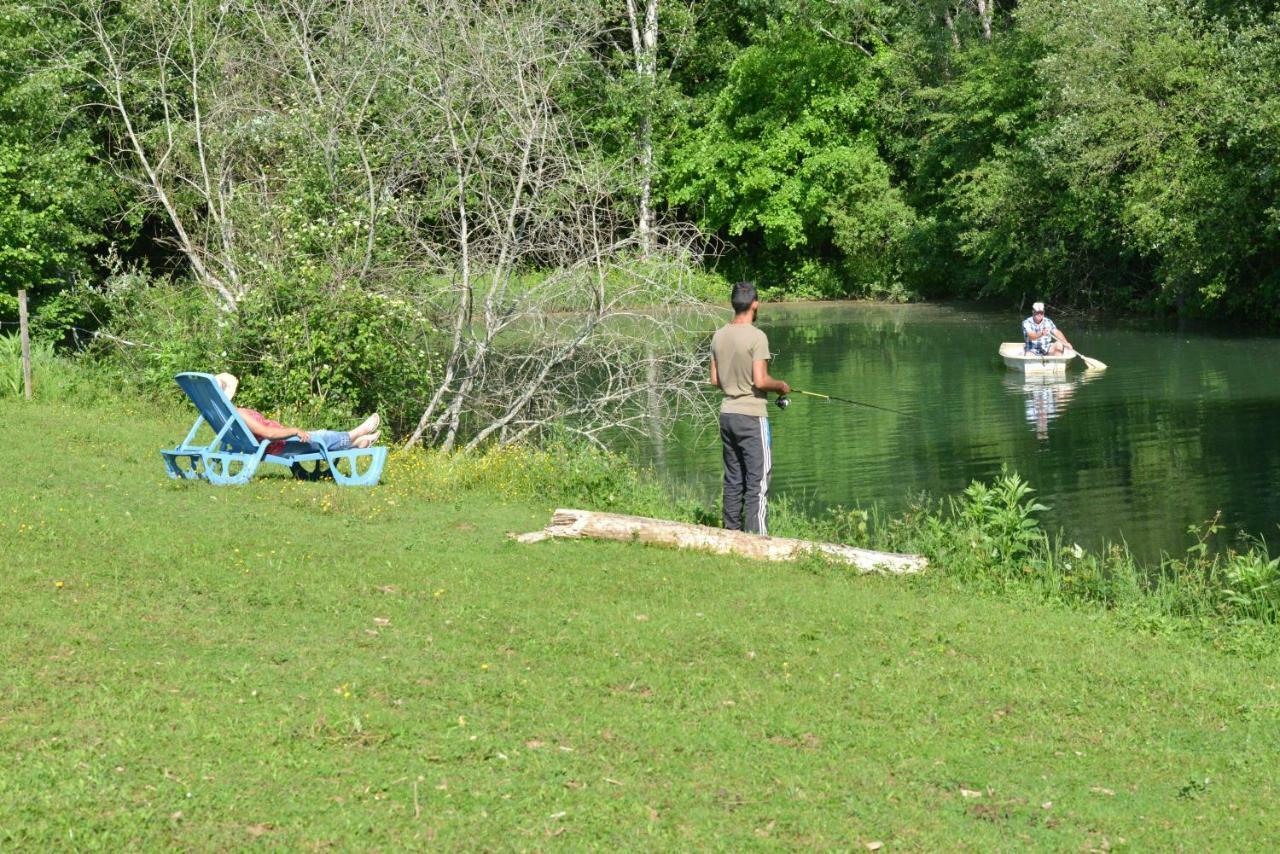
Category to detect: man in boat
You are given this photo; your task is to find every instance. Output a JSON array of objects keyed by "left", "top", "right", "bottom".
[
  {"left": 710, "top": 281, "right": 789, "bottom": 536},
  {"left": 1023, "top": 301, "right": 1075, "bottom": 356}
]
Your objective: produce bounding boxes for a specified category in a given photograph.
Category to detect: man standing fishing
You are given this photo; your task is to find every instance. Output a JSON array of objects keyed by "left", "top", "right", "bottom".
[{"left": 710, "top": 281, "right": 790, "bottom": 536}]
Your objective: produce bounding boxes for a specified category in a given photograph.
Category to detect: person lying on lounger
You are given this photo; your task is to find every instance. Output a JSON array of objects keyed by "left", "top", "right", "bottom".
[{"left": 215, "top": 373, "right": 381, "bottom": 454}]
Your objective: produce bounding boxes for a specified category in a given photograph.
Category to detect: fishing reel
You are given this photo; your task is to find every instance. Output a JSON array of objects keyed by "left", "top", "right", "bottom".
[{"left": 775, "top": 395, "right": 790, "bottom": 410}]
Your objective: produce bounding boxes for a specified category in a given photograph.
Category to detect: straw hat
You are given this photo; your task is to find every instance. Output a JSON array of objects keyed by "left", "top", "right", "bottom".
[
  {"left": 214, "top": 372, "right": 239, "bottom": 400},
  {"left": 1031, "top": 301, "right": 1045, "bottom": 313}
]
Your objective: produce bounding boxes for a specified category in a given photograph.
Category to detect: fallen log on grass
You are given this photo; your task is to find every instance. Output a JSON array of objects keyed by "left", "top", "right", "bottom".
[{"left": 515, "top": 508, "right": 927, "bottom": 574}]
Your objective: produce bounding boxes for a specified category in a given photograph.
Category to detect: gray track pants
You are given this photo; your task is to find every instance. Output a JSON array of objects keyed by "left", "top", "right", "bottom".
[{"left": 719, "top": 412, "right": 772, "bottom": 535}]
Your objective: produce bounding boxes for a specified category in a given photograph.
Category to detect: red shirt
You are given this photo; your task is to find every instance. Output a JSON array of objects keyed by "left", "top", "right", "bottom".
[{"left": 241, "top": 408, "right": 287, "bottom": 455}]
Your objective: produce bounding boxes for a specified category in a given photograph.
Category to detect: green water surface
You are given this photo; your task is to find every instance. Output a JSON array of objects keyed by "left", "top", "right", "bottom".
[{"left": 644, "top": 302, "right": 1280, "bottom": 561}]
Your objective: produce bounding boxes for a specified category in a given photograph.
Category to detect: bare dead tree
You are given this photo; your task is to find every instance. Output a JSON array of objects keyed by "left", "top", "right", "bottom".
[
  {"left": 66, "top": 0, "right": 711, "bottom": 448},
  {"left": 67, "top": 0, "right": 242, "bottom": 309},
  {"left": 62, "top": 0, "right": 404, "bottom": 310},
  {"left": 391, "top": 0, "right": 709, "bottom": 451}
]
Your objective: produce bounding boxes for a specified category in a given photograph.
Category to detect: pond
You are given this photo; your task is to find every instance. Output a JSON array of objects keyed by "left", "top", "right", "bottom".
[{"left": 639, "top": 302, "right": 1280, "bottom": 562}]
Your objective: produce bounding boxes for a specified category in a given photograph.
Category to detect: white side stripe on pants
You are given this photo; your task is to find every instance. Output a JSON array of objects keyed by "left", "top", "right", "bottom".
[{"left": 757, "top": 416, "right": 771, "bottom": 536}]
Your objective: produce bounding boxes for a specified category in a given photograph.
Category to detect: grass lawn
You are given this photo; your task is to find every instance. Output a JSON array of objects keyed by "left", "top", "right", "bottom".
[{"left": 3, "top": 399, "right": 1279, "bottom": 849}]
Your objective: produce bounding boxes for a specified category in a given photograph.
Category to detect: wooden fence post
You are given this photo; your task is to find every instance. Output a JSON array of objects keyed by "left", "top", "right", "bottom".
[{"left": 18, "top": 288, "right": 32, "bottom": 400}]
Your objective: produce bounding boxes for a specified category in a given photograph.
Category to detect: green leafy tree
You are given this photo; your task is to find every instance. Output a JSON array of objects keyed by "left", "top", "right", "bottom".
[
  {"left": 1017, "top": 0, "right": 1280, "bottom": 314},
  {"left": 0, "top": 1, "right": 121, "bottom": 333},
  {"left": 886, "top": 0, "right": 1280, "bottom": 316},
  {"left": 665, "top": 24, "right": 914, "bottom": 297}
]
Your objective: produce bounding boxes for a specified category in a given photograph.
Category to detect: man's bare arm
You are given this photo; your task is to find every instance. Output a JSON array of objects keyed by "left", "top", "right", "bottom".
[
  {"left": 752, "top": 359, "right": 790, "bottom": 395},
  {"left": 710, "top": 356, "right": 720, "bottom": 388},
  {"left": 238, "top": 408, "right": 310, "bottom": 443}
]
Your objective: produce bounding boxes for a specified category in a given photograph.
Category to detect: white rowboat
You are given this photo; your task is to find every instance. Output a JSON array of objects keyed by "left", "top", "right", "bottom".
[{"left": 999, "top": 342, "right": 1075, "bottom": 374}]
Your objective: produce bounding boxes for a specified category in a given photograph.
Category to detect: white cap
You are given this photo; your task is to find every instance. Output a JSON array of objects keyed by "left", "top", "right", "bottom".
[{"left": 1031, "top": 301, "right": 1045, "bottom": 313}]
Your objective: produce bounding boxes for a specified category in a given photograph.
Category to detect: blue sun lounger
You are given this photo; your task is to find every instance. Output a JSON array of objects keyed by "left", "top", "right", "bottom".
[{"left": 160, "top": 372, "right": 387, "bottom": 486}]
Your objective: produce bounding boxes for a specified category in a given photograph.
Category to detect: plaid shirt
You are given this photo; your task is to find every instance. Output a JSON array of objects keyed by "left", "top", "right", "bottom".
[{"left": 1022, "top": 315, "right": 1057, "bottom": 352}]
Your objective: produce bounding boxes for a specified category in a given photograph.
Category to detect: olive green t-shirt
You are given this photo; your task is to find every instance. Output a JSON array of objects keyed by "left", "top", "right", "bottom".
[{"left": 711, "top": 322, "right": 771, "bottom": 417}]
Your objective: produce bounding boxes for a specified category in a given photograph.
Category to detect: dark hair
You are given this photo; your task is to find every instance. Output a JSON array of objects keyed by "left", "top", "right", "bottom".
[{"left": 730, "top": 281, "right": 758, "bottom": 314}]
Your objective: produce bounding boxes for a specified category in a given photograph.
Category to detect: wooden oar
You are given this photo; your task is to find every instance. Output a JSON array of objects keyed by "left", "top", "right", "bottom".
[{"left": 1072, "top": 350, "right": 1107, "bottom": 371}]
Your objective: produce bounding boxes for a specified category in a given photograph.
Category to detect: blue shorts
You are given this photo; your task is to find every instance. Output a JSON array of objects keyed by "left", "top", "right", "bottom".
[{"left": 304, "top": 429, "right": 353, "bottom": 452}]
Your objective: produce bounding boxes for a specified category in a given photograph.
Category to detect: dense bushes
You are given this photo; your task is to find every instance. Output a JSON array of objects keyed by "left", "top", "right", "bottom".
[
  {"left": 876, "top": 472, "right": 1280, "bottom": 641},
  {"left": 0, "top": 2, "right": 124, "bottom": 332},
  {"left": 7, "top": 0, "right": 1280, "bottom": 321},
  {"left": 903, "top": 0, "right": 1280, "bottom": 316},
  {"left": 655, "top": 0, "right": 1280, "bottom": 316},
  {"left": 665, "top": 25, "right": 916, "bottom": 300},
  {"left": 81, "top": 271, "right": 441, "bottom": 433}
]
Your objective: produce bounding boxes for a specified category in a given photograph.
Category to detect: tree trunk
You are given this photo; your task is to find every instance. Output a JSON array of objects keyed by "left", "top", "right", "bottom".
[
  {"left": 626, "top": 0, "right": 657, "bottom": 254},
  {"left": 516, "top": 508, "right": 928, "bottom": 574},
  {"left": 976, "top": 0, "right": 993, "bottom": 41},
  {"left": 943, "top": 8, "right": 960, "bottom": 49}
]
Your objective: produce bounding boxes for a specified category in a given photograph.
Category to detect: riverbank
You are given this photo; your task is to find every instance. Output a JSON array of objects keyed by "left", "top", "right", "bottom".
[
  {"left": 8, "top": 353, "right": 1280, "bottom": 642},
  {"left": 4, "top": 398, "right": 1280, "bottom": 847},
  {"left": 647, "top": 299, "right": 1280, "bottom": 564}
]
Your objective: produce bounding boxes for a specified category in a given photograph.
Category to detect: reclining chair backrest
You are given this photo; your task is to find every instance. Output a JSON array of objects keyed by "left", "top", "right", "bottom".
[{"left": 175, "top": 372, "right": 262, "bottom": 453}]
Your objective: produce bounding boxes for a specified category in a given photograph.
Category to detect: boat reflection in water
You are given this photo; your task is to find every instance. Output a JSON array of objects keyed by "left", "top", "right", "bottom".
[{"left": 1005, "top": 369, "right": 1104, "bottom": 440}]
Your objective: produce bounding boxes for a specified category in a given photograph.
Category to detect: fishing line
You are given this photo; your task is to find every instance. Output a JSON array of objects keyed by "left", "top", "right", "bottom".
[{"left": 776, "top": 388, "right": 919, "bottom": 420}]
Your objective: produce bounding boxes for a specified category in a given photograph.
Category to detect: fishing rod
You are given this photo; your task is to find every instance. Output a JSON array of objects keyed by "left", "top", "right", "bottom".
[{"left": 776, "top": 388, "right": 919, "bottom": 420}]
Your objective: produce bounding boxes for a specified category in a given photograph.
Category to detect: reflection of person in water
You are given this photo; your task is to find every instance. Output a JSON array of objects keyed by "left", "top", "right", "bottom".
[
  {"left": 1010, "top": 369, "right": 1102, "bottom": 440},
  {"left": 1022, "top": 379, "right": 1077, "bottom": 440}
]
